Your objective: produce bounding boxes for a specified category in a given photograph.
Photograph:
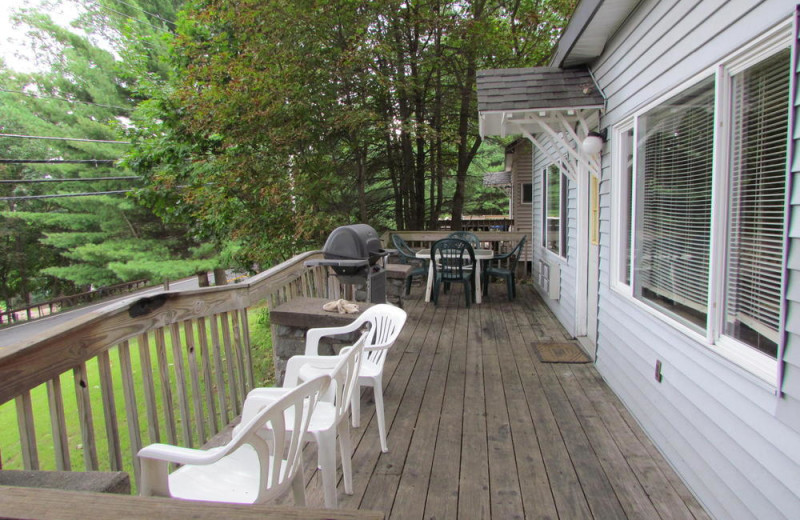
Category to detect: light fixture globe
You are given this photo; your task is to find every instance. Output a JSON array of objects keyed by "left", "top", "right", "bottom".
[{"left": 582, "top": 131, "right": 605, "bottom": 155}]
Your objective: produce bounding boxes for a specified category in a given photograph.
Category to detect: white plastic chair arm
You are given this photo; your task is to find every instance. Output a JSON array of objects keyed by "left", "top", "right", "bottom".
[
  {"left": 284, "top": 355, "right": 342, "bottom": 387},
  {"left": 235, "top": 388, "right": 291, "bottom": 434},
  {"left": 304, "top": 321, "right": 366, "bottom": 355},
  {"left": 138, "top": 443, "right": 225, "bottom": 466}
]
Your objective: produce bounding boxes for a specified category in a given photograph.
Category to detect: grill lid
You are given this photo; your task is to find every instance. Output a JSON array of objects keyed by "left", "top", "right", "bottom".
[{"left": 322, "top": 224, "right": 385, "bottom": 262}]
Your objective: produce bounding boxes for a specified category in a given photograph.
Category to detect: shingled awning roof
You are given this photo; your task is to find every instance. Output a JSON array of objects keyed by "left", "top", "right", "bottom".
[
  {"left": 476, "top": 66, "right": 605, "bottom": 180},
  {"left": 477, "top": 66, "right": 604, "bottom": 113},
  {"left": 483, "top": 171, "right": 512, "bottom": 187}
]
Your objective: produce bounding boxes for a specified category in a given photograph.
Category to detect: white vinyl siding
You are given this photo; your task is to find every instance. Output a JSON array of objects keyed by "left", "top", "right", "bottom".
[{"left": 589, "top": 1, "right": 799, "bottom": 519}]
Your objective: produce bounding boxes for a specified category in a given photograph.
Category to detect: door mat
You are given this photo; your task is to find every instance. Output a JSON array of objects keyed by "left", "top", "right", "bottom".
[{"left": 532, "top": 341, "right": 591, "bottom": 363}]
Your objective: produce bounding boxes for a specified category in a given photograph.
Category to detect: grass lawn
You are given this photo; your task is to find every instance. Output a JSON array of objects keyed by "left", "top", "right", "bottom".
[{"left": 0, "top": 304, "right": 274, "bottom": 484}]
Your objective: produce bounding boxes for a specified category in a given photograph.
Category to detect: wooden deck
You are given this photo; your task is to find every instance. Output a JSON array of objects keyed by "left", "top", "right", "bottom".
[{"left": 286, "top": 282, "right": 711, "bottom": 519}]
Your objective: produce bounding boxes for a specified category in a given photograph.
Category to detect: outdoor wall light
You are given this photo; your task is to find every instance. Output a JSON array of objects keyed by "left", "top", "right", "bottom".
[{"left": 582, "top": 129, "right": 607, "bottom": 155}]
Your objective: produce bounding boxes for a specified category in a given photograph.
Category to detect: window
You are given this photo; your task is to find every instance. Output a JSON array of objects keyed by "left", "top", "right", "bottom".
[
  {"left": 542, "top": 164, "right": 567, "bottom": 257},
  {"left": 635, "top": 77, "right": 715, "bottom": 334},
  {"left": 723, "top": 50, "right": 789, "bottom": 357},
  {"left": 521, "top": 182, "right": 532, "bottom": 204},
  {"left": 612, "top": 34, "right": 790, "bottom": 369}
]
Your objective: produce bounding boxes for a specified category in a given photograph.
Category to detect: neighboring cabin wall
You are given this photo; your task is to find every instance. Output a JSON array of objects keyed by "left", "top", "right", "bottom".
[
  {"left": 509, "top": 140, "right": 534, "bottom": 264},
  {"left": 587, "top": 1, "right": 800, "bottom": 519}
]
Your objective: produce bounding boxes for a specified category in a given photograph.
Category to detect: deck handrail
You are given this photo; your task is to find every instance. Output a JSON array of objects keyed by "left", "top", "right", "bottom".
[
  {"left": 0, "top": 249, "right": 342, "bottom": 488},
  {"left": 381, "top": 230, "right": 531, "bottom": 270}
]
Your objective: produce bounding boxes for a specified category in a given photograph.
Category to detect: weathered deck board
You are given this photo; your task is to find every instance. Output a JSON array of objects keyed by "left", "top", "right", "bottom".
[{"left": 290, "top": 283, "right": 709, "bottom": 520}]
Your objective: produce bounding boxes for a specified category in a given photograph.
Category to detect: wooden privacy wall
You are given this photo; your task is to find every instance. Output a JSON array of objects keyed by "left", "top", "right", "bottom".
[{"left": 0, "top": 250, "right": 343, "bottom": 487}]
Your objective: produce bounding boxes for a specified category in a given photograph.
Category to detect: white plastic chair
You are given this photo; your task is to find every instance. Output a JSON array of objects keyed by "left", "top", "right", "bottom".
[
  {"left": 305, "top": 304, "right": 408, "bottom": 453},
  {"left": 243, "top": 330, "right": 367, "bottom": 508},
  {"left": 137, "top": 374, "right": 331, "bottom": 506}
]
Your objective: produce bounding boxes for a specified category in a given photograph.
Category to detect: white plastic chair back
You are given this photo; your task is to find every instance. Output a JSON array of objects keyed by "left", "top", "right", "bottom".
[
  {"left": 331, "top": 331, "right": 368, "bottom": 422},
  {"left": 363, "top": 304, "right": 408, "bottom": 368},
  {"left": 138, "top": 374, "right": 331, "bottom": 504}
]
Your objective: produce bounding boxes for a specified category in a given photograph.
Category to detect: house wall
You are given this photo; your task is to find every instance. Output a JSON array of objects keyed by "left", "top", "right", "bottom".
[
  {"left": 529, "top": 137, "right": 579, "bottom": 337},
  {"left": 575, "top": 1, "right": 800, "bottom": 519},
  {"left": 776, "top": 3, "right": 800, "bottom": 446}
]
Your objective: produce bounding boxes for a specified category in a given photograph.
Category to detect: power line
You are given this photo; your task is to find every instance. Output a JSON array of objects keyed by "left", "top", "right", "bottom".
[
  {"left": 0, "top": 88, "right": 132, "bottom": 112},
  {"left": 1, "top": 176, "right": 140, "bottom": 183},
  {"left": 0, "top": 159, "right": 118, "bottom": 165},
  {"left": 106, "top": 0, "right": 175, "bottom": 27},
  {"left": 92, "top": 3, "right": 172, "bottom": 34},
  {"left": 0, "top": 133, "right": 131, "bottom": 144},
  {"left": 1, "top": 190, "right": 133, "bottom": 201}
]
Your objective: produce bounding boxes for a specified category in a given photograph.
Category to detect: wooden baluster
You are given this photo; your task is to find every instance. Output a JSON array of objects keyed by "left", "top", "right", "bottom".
[
  {"left": 15, "top": 392, "right": 38, "bottom": 470},
  {"left": 154, "top": 328, "right": 177, "bottom": 446},
  {"left": 196, "top": 317, "right": 218, "bottom": 436},
  {"left": 219, "top": 312, "right": 241, "bottom": 415},
  {"left": 230, "top": 310, "right": 248, "bottom": 401},
  {"left": 117, "top": 340, "right": 142, "bottom": 485},
  {"left": 209, "top": 315, "right": 230, "bottom": 424},
  {"left": 169, "top": 323, "right": 192, "bottom": 447},
  {"left": 183, "top": 320, "right": 206, "bottom": 445},
  {"left": 136, "top": 333, "right": 160, "bottom": 444},
  {"left": 46, "top": 377, "right": 70, "bottom": 470},
  {"left": 97, "top": 350, "right": 123, "bottom": 471},
  {"left": 73, "top": 363, "right": 98, "bottom": 470},
  {"left": 238, "top": 310, "right": 255, "bottom": 390}
]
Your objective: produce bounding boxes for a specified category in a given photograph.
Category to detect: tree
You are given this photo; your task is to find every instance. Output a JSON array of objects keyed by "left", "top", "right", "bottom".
[
  {"left": 130, "top": 0, "right": 576, "bottom": 267},
  {"left": 0, "top": 0, "right": 224, "bottom": 309}
]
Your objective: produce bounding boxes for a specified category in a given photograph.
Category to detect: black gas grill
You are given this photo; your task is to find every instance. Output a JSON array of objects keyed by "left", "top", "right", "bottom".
[{"left": 305, "top": 224, "right": 388, "bottom": 303}]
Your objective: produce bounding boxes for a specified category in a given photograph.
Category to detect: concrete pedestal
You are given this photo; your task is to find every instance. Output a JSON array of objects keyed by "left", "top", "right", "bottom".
[{"left": 270, "top": 297, "right": 374, "bottom": 384}]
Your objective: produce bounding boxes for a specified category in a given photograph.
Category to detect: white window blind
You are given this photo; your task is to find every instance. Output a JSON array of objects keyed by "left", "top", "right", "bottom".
[
  {"left": 634, "top": 77, "right": 716, "bottom": 331},
  {"left": 724, "top": 49, "right": 790, "bottom": 357}
]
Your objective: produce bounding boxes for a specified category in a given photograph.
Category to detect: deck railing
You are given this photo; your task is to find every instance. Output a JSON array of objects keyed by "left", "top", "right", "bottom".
[
  {"left": 0, "top": 230, "right": 527, "bottom": 494},
  {"left": 0, "top": 250, "right": 345, "bottom": 489},
  {"left": 0, "top": 279, "right": 149, "bottom": 325},
  {"left": 382, "top": 230, "right": 531, "bottom": 275}
]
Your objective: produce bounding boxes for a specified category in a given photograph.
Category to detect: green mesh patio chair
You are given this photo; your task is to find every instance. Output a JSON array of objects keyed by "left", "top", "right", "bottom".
[
  {"left": 431, "top": 238, "right": 475, "bottom": 307},
  {"left": 483, "top": 235, "right": 526, "bottom": 300},
  {"left": 391, "top": 234, "right": 428, "bottom": 295}
]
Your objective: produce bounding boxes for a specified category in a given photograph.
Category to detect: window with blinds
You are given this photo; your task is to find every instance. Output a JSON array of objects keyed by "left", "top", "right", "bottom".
[
  {"left": 723, "top": 49, "right": 790, "bottom": 358},
  {"left": 612, "top": 35, "right": 790, "bottom": 368},
  {"left": 633, "top": 77, "right": 716, "bottom": 332}
]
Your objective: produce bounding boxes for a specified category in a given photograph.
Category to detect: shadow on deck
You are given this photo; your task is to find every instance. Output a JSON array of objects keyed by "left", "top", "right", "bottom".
[{"left": 279, "top": 281, "right": 711, "bottom": 520}]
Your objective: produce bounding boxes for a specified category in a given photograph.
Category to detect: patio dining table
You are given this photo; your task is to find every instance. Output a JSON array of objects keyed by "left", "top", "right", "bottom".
[{"left": 416, "top": 247, "right": 495, "bottom": 304}]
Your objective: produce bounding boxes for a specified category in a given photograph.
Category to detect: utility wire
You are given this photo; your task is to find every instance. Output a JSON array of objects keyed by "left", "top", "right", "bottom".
[
  {"left": 0, "top": 133, "right": 131, "bottom": 144},
  {"left": 0, "top": 88, "right": 132, "bottom": 112},
  {"left": 0, "top": 159, "right": 118, "bottom": 165},
  {"left": 1, "top": 190, "right": 132, "bottom": 201},
  {"left": 1, "top": 176, "right": 140, "bottom": 183},
  {"left": 104, "top": 0, "right": 175, "bottom": 27},
  {"left": 92, "top": 3, "right": 172, "bottom": 33}
]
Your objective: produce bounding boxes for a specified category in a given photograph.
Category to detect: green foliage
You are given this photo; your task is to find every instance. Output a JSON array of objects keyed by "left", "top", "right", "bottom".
[
  {"left": 128, "top": 0, "right": 577, "bottom": 268},
  {"left": 0, "top": 0, "right": 237, "bottom": 305}
]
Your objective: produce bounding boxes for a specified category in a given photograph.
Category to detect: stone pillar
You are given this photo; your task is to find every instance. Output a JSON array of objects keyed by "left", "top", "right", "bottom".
[{"left": 269, "top": 297, "right": 374, "bottom": 384}]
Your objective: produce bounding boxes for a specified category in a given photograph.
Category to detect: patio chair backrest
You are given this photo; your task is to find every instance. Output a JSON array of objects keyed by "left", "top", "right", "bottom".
[
  {"left": 361, "top": 304, "right": 407, "bottom": 367},
  {"left": 432, "top": 238, "right": 475, "bottom": 283},
  {"left": 507, "top": 235, "right": 527, "bottom": 270},
  {"left": 391, "top": 234, "right": 418, "bottom": 262},
  {"left": 447, "top": 231, "right": 480, "bottom": 249}
]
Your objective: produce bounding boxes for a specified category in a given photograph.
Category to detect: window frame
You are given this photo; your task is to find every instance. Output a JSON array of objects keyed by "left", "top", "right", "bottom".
[
  {"left": 541, "top": 163, "right": 568, "bottom": 259},
  {"left": 521, "top": 182, "right": 533, "bottom": 204},
  {"left": 609, "top": 21, "right": 792, "bottom": 383}
]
